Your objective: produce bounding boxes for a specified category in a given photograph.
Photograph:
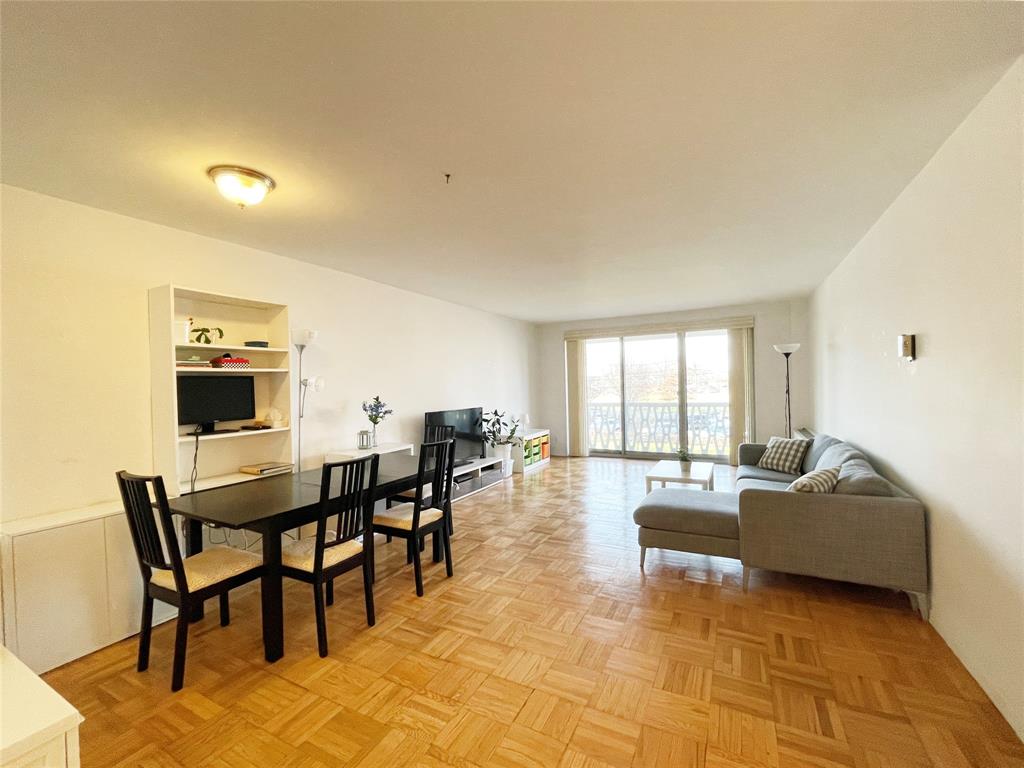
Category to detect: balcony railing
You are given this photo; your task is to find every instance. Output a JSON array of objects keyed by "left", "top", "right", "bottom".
[{"left": 587, "top": 402, "right": 729, "bottom": 456}]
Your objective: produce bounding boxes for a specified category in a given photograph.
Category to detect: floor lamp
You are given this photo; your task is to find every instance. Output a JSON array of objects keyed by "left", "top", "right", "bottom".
[
  {"left": 292, "top": 329, "right": 320, "bottom": 473},
  {"left": 773, "top": 343, "right": 800, "bottom": 437}
]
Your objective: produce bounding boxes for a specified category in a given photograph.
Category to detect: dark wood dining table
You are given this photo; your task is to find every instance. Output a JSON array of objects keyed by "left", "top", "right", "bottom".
[{"left": 168, "top": 452, "right": 424, "bottom": 662}]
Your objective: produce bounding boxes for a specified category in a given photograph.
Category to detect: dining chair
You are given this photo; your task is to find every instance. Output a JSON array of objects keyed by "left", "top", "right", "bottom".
[
  {"left": 387, "top": 423, "right": 455, "bottom": 508},
  {"left": 115, "top": 470, "right": 262, "bottom": 692},
  {"left": 281, "top": 454, "right": 378, "bottom": 657},
  {"left": 372, "top": 438, "right": 455, "bottom": 596}
]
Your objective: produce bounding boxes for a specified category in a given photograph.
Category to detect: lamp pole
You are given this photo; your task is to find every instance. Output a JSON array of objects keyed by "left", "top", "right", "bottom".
[
  {"left": 773, "top": 343, "right": 800, "bottom": 438},
  {"left": 294, "top": 342, "right": 306, "bottom": 473},
  {"left": 782, "top": 351, "right": 792, "bottom": 438}
]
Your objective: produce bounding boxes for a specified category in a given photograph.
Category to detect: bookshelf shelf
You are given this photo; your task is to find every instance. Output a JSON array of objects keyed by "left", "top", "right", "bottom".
[
  {"left": 177, "top": 427, "right": 290, "bottom": 443},
  {"left": 175, "top": 368, "right": 288, "bottom": 374},
  {"left": 175, "top": 343, "right": 289, "bottom": 353}
]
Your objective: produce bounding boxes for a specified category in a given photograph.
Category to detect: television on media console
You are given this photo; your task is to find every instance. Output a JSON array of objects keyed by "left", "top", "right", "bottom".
[{"left": 424, "top": 407, "right": 485, "bottom": 463}]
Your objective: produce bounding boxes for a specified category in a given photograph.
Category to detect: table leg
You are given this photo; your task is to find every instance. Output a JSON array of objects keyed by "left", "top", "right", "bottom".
[
  {"left": 261, "top": 528, "right": 284, "bottom": 662},
  {"left": 184, "top": 519, "right": 205, "bottom": 622},
  {"left": 645, "top": 478, "right": 652, "bottom": 493}
]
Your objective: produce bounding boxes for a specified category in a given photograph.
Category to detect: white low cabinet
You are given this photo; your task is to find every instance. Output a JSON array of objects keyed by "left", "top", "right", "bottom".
[
  {"left": 1, "top": 504, "right": 175, "bottom": 674},
  {"left": 0, "top": 646, "right": 83, "bottom": 767}
]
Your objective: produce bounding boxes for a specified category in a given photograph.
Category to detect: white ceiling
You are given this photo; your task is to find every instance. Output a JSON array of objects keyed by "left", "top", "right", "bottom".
[{"left": 2, "top": 2, "right": 1021, "bottom": 322}]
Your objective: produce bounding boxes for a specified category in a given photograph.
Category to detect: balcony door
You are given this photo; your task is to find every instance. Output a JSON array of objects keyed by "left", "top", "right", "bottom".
[{"left": 584, "top": 329, "right": 741, "bottom": 460}]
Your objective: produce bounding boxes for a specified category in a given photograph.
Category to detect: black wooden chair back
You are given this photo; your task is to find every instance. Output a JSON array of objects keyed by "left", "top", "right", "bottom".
[
  {"left": 315, "top": 454, "right": 379, "bottom": 574},
  {"left": 415, "top": 439, "right": 456, "bottom": 514},
  {"left": 424, "top": 423, "right": 455, "bottom": 443},
  {"left": 116, "top": 470, "right": 186, "bottom": 593}
]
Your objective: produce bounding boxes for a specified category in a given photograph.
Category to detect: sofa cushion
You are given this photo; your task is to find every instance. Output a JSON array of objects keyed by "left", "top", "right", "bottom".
[
  {"left": 632, "top": 488, "right": 739, "bottom": 539},
  {"left": 757, "top": 436, "right": 811, "bottom": 475},
  {"left": 815, "top": 442, "right": 866, "bottom": 471},
  {"left": 736, "top": 478, "right": 791, "bottom": 493},
  {"left": 834, "top": 458, "right": 897, "bottom": 497},
  {"left": 802, "top": 433, "right": 841, "bottom": 473},
  {"left": 736, "top": 465, "right": 799, "bottom": 484},
  {"left": 788, "top": 466, "right": 841, "bottom": 494}
]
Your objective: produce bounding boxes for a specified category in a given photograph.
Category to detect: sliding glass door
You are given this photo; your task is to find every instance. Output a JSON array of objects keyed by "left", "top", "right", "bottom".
[
  {"left": 684, "top": 330, "right": 730, "bottom": 458},
  {"left": 624, "top": 334, "right": 680, "bottom": 453},
  {"left": 584, "top": 329, "right": 742, "bottom": 460}
]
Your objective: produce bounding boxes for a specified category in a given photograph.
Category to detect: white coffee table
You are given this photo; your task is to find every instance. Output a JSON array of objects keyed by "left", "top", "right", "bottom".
[{"left": 645, "top": 460, "right": 715, "bottom": 493}]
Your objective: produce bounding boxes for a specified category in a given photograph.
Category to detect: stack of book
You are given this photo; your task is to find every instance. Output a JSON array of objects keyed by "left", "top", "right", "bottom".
[
  {"left": 239, "top": 462, "right": 293, "bottom": 477},
  {"left": 176, "top": 359, "right": 212, "bottom": 368}
]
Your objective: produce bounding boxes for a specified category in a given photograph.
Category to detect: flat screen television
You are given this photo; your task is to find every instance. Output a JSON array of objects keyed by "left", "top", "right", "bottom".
[
  {"left": 424, "top": 407, "right": 484, "bottom": 463},
  {"left": 177, "top": 375, "right": 255, "bottom": 434}
]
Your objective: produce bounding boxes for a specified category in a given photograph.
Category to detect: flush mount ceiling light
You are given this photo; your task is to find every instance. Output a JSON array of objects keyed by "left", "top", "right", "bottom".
[{"left": 206, "top": 165, "right": 276, "bottom": 208}]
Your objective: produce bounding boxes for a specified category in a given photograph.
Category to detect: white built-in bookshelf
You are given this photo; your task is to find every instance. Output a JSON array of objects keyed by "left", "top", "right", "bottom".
[{"left": 149, "top": 285, "right": 293, "bottom": 496}]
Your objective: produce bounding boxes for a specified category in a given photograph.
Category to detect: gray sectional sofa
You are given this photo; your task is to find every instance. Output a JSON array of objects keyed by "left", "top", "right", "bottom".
[{"left": 633, "top": 432, "right": 930, "bottom": 618}]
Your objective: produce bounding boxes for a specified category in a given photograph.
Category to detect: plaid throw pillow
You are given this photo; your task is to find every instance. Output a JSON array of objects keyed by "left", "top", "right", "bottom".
[
  {"left": 757, "top": 436, "right": 811, "bottom": 475},
  {"left": 788, "top": 466, "right": 841, "bottom": 493}
]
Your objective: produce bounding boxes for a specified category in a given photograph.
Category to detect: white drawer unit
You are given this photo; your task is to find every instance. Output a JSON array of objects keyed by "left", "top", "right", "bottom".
[
  {"left": 0, "top": 503, "right": 175, "bottom": 674},
  {"left": 0, "top": 646, "right": 83, "bottom": 767}
]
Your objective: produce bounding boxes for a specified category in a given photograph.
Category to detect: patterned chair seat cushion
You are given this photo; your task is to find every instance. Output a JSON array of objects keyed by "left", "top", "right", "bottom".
[
  {"left": 150, "top": 545, "right": 261, "bottom": 592},
  {"left": 282, "top": 537, "right": 362, "bottom": 572},
  {"left": 373, "top": 503, "right": 443, "bottom": 531},
  {"left": 390, "top": 483, "right": 433, "bottom": 504}
]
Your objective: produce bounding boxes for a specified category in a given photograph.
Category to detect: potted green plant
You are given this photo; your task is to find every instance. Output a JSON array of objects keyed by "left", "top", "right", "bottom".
[
  {"left": 676, "top": 448, "right": 691, "bottom": 468},
  {"left": 189, "top": 318, "right": 224, "bottom": 345},
  {"left": 483, "top": 410, "right": 522, "bottom": 473}
]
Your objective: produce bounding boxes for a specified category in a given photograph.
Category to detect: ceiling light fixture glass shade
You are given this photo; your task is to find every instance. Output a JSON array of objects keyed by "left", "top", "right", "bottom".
[{"left": 207, "top": 165, "right": 276, "bottom": 208}]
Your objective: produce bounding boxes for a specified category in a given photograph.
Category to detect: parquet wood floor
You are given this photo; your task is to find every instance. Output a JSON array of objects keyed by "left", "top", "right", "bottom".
[{"left": 44, "top": 458, "right": 1022, "bottom": 767}]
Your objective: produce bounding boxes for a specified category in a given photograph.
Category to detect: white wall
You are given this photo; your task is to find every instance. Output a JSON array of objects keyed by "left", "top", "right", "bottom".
[
  {"left": 536, "top": 298, "right": 811, "bottom": 456},
  {"left": 0, "top": 185, "right": 538, "bottom": 523},
  {"left": 810, "top": 59, "right": 1023, "bottom": 737}
]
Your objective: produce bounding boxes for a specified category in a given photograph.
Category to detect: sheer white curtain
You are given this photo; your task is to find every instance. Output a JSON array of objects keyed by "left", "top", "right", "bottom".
[
  {"left": 727, "top": 327, "right": 755, "bottom": 465},
  {"left": 565, "top": 339, "right": 589, "bottom": 456}
]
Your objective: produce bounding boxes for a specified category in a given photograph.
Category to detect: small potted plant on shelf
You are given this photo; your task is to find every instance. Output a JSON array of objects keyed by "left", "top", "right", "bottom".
[
  {"left": 361, "top": 395, "right": 392, "bottom": 447},
  {"left": 677, "top": 448, "right": 691, "bottom": 467},
  {"left": 189, "top": 318, "right": 224, "bottom": 345},
  {"left": 483, "top": 410, "right": 522, "bottom": 477}
]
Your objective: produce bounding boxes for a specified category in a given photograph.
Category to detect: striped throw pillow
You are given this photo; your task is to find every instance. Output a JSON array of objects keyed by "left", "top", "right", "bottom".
[
  {"left": 788, "top": 466, "right": 841, "bottom": 493},
  {"left": 757, "top": 436, "right": 811, "bottom": 475}
]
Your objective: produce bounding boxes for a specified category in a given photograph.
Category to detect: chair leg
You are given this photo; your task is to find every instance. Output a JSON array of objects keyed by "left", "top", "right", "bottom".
[
  {"left": 432, "top": 531, "right": 441, "bottom": 563},
  {"left": 326, "top": 578, "right": 335, "bottom": 606},
  {"left": 137, "top": 594, "right": 153, "bottom": 672},
  {"left": 640, "top": 546, "right": 647, "bottom": 571},
  {"left": 406, "top": 537, "right": 413, "bottom": 564},
  {"left": 742, "top": 566, "right": 751, "bottom": 592},
  {"left": 412, "top": 536, "right": 424, "bottom": 597},
  {"left": 362, "top": 560, "right": 376, "bottom": 626},
  {"left": 442, "top": 526, "right": 453, "bottom": 578},
  {"left": 386, "top": 534, "right": 392, "bottom": 543},
  {"left": 219, "top": 592, "right": 230, "bottom": 626},
  {"left": 313, "top": 581, "right": 328, "bottom": 658},
  {"left": 171, "top": 607, "right": 189, "bottom": 692}
]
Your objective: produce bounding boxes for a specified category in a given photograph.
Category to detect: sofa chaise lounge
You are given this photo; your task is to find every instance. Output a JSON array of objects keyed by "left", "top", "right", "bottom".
[{"left": 632, "top": 432, "right": 930, "bottom": 618}]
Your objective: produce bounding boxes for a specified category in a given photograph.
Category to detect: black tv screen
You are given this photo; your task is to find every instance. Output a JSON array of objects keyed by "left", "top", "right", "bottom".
[
  {"left": 425, "top": 407, "right": 484, "bottom": 461},
  {"left": 177, "top": 375, "right": 255, "bottom": 431}
]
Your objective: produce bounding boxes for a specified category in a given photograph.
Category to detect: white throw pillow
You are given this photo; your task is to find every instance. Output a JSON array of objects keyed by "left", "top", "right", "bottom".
[
  {"left": 788, "top": 466, "right": 841, "bottom": 494},
  {"left": 757, "top": 436, "right": 811, "bottom": 475}
]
